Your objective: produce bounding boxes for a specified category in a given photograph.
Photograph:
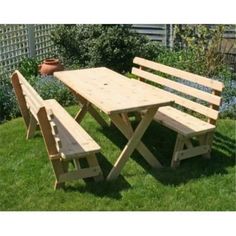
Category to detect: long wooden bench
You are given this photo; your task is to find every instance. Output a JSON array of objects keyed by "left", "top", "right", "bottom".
[
  {"left": 132, "top": 57, "right": 224, "bottom": 167},
  {"left": 11, "top": 70, "right": 103, "bottom": 189}
]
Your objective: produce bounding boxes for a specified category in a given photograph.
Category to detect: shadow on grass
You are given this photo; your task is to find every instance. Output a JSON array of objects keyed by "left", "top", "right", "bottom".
[
  {"left": 100, "top": 121, "right": 236, "bottom": 187},
  {"left": 64, "top": 153, "right": 131, "bottom": 199}
]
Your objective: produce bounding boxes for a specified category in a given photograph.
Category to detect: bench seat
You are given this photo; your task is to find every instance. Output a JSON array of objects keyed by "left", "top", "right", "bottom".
[
  {"left": 44, "top": 99, "right": 101, "bottom": 160},
  {"left": 155, "top": 106, "right": 215, "bottom": 137}
]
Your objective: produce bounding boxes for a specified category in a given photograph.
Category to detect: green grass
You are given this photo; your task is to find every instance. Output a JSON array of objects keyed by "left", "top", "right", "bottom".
[{"left": 0, "top": 105, "right": 235, "bottom": 210}]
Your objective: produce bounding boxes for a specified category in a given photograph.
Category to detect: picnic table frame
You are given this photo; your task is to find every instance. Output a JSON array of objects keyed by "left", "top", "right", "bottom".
[{"left": 54, "top": 67, "right": 173, "bottom": 180}]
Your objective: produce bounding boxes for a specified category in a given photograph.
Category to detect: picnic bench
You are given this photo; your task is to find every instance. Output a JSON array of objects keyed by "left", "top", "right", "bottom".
[
  {"left": 132, "top": 57, "right": 224, "bottom": 167},
  {"left": 11, "top": 71, "right": 103, "bottom": 189}
]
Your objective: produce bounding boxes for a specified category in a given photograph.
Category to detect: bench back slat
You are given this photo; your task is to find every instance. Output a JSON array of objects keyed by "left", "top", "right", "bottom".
[
  {"left": 133, "top": 57, "right": 224, "bottom": 92},
  {"left": 139, "top": 82, "right": 219, "bottom": 120},
  {"left": 132, "top": 57, "right": 224, "bottom": 123},
  {"left": 11, "top": 71, "right": 59, "bottom": 157},
  {"left": 12, "top": 71, "right": 44, "bottom": 120},
  {"left": 132, "top": 67, "right": 222, "bottom": 106}
]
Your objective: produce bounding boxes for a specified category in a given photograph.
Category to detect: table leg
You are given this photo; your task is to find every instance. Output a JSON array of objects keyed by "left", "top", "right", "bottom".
[
  {"left": 72, "top": 91, "right": 108, "bottom": 127},
  {"left": 107, "top": 107, "right": 162, "bottom": 181}
]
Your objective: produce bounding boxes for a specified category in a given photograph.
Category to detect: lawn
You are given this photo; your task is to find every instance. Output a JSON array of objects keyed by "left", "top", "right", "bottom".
[{"left": 0, "top": 105, "right": 235, "bottom": 211}]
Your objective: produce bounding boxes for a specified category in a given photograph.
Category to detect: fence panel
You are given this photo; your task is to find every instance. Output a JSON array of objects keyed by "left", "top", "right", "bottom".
[{"left": 0, "top": 24, "right": 57, "bottom": 78}]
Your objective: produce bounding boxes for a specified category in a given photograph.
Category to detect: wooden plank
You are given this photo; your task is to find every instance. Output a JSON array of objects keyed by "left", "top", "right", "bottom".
[
  {"left": 176, "top": 145, "right": 210, "bottom": 161},
  {"left": 37, "top": 107, "right": 58, "bottom": 157},
  {"left": 11, "top": 72, "right": 30, "bottom": 127},
  {"left": 154, "top": 106, "right": 215, "bottom": 137},
  {"left": 75, "top": 102, "right": 88, "bottom": 123},
  {"left": 26, "top": 114, "right": 38, "bottom": 139},
  {"left": 54, "top": 67, "right": 173, "bottom": 115},
  {"left": 133, "top": 57, "right": 224, "bottom": 92},
  {"left": 208, "top": 90, "right": 221, "bottom": 124},
  {"left": 107, "top": 107, "right": 160, "bottom": 181},
  {"left": 132, "top": 67, "right": 222, "bottom": 106},
  {"left": 86, "top": 154, "right": 104, "bottom": 181},
  {"left": 110, "top": 113, "right": 162, "bottom": 169},
  {"left": 44, "top": 99, "right": 101, "bottom": 159},
  {"left": 58, "top": 167, "right": 101, "bottom": 182},
  {"left": 171, "top": 134, "right": 185, "bottom": 168},
  {"left": 136, "top": 80, "right": 219, "bottom": 120}
]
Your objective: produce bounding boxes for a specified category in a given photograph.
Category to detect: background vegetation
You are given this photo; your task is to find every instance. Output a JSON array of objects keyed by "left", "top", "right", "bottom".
[{"left": 0, "top": 24, "right": 235, "bottom": 123}]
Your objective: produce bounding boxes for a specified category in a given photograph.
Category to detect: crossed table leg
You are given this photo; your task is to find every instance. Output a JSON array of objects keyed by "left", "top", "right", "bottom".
[
  {"left": 73, "top": 93, "right": 162, "bottom": 181},
  {"left": 107, "top": 107, "right": 162, "bottom": 180}
]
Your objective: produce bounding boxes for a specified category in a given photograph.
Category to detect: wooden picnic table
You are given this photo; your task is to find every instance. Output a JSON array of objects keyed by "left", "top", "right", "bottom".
[{"left": 54, "top": 67, "right": 173, "bottom": 180}]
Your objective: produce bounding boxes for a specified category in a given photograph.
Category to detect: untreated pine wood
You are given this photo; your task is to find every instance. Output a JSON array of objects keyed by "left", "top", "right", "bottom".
[
  {"left": 11, "top": 72, "right": 30, "bottom": 127},
  {"left": 132, "top": 67, "right": 222, "bottom": 106},
  {"left": 133, "top": 57, "right": 224, "bottom": 92},
  {"left": 131, "top": 57, "right": 224, "bottom": 168},
  {"left": 107, "top": 107, "right": 161, "bottom": 181},
  {"left": 12, "top": 70, "right": 104, "bottom": 189}
]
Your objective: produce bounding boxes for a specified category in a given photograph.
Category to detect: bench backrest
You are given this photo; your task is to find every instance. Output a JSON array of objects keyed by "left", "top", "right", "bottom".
[
  {"left": 132, "top": 57, "right": 224, "bottom": 125},
  {"left": 11, "top": 71, "right": 59, "bottom": 158}
]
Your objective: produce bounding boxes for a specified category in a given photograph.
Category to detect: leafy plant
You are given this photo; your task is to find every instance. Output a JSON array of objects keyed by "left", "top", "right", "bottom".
[
  {"left": 173, "top": 25, "right": 230, "bottom": 77},
  {"left": 0, "top": 73, "right": 20, "bottom": 122},
  {"left": 34, "top": 76, "right": 76, "bottom": 107},
  {"left": 51, "top": 24, "right": 161, "bottom": 73},
  {"left": 18, "top": 57, "right": 40, "bottom": 78}
]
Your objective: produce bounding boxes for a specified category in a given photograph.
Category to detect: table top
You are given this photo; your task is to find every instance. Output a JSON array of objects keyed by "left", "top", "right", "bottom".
[{"left": 54, "top": 67, "right": 173, "bottom": 114}]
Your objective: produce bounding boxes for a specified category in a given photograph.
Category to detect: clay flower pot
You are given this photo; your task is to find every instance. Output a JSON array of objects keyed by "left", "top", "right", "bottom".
[{"left": 39, "top": 58, "right": 64, "bottom": 75}]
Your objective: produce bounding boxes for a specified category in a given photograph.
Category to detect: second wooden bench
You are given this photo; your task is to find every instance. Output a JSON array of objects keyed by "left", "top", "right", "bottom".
[
  {"left": 11, "top": 70, "right": 103, "bottom": 189},
  {"left": 132, "top": 57, "right": 224, "bottom": 167}
]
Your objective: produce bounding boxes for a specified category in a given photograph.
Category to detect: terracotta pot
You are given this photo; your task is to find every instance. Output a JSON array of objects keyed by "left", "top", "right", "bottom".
[{"left": 38, "top": 58, "right": 64, "bottom": 75}]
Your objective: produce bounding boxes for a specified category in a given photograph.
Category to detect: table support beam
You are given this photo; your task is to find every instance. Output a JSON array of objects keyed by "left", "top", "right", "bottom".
[{"left": 107, "top": 107, "right": 162, "bottom": 181}]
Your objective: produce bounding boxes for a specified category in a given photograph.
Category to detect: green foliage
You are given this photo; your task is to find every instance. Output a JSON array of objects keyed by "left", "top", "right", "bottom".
[
  {"left": 173, "top": 25, "right": 228, "bottom": 77},
  {"left": 51, "top": 24, "right": 161, "bottom": 73},
  {"left": 0, "top": 73, "right": 76, "bottom": 123},
  {"left": 0, "top": 73, "right": 20, "bottom": 122},
  {"left": 18, "top": 57, "right": 40, "bottom": 78},
  {"left": 34, "top": 76, "right": 76, "bottom": 107}
]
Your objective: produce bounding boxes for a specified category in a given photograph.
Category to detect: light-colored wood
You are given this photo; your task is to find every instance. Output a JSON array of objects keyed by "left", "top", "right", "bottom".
[
  {"left": 86, "top": 154, "right": 104, "bottom": 181},
  {"left": 137, "top": 80, "right": 219, "bottom": 120},
  {"left": 74, "top": 92, "right": 108, "bottom": 127},
  {"left": 75, "top": 102, "right": 88, "bottom": 123},
  {"left": 11, "top": 72, "right": 30, "bottom": 127},
  {"left": 109, "top": 113, "right": 162, "bottom": 169},
  {"left": 58, "top": 166, "right": 101, "bottom": 182},
  {"left": 132, "top": 67, "right": 222, "bottom": 106},
  {"left": 37, "top": 107, "right": 59, "bottom": 157},
  {"left": 133, "top": 57, "right": 224, "bottom": 92},
  {"left": 54, "top": 67, "right": 172, "bottom": 179},
  {"left": 26, "top": 114, "right": 38, "bottom": 139},
  {"left": 154, "top": 106, "right": 215, "bottom": 137},
  {"left": 176, "top": 145, "right": 210, "bottom": 161},
  {"left": 171, "top": 134, "right": 185, "bottom": 168},
  {"left": 208, "top": 90, "right": 221, "bottom": 125},
  {"left": 44, "top": 99, "right": 101, "bottom": 159},
  {"left": 131, "top": 58, "right": 223, "bottom": 167},
  {"left": 54, "top": 67, "right": 173, "bottom": 115},
  {"left": 107, "top": 107, "right": 160, "bottom": 181},
  {"left": 12, "top": 70, "right": 103, "bottom": 189}
]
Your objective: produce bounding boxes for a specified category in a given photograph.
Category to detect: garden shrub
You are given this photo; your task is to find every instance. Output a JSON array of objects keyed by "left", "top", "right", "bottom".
[
  {"left": 0, "top": 72, "right": 20, "bottom": 123},
  {"left": 18, "top": 57, "right": 40, "bottom": 78},
  {"left": 51, "top": 24, "right": 162, "bottom": 73},
  {"left": 33, "top": 76, "right": 76, "bottom": 107}
]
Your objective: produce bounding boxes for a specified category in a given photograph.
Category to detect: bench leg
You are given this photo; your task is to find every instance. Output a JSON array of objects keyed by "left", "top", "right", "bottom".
[
  {"left": 51, "top": 159, "right": 66, "bottom": 190},
  {"left": 171, "top": 134, "right": 185, "bottom": 168},
  {"left": 87, "top": 154, "right": 104, "bottom": 182},
  {"left": 26, "top": 114, "right": 38, "bottom": 139},
  {"left": 199, "top": 132, "right": 214, "bottom": 159}
]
